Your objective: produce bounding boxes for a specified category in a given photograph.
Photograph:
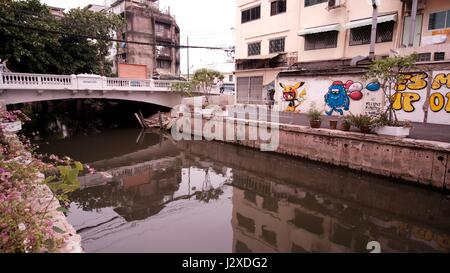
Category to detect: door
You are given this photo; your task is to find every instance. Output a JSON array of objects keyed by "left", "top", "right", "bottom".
[{"left": 402, "top": 14, "right": 423, "bottom": 47}]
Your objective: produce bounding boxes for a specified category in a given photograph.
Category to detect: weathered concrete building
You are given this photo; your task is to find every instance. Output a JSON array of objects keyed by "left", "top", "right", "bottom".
[
  {"left": 108, "top": 0, "right": 181, "bottom": 79},
  {"left": 234, "top": 0, "right": 450, "bottom": 107}
]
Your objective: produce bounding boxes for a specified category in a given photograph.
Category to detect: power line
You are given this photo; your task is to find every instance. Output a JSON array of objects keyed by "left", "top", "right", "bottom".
[{"left": 0, "top": 21, "right": 234, "bottom": 51}]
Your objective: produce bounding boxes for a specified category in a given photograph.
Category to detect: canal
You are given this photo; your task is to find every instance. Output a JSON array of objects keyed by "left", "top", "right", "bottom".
[{"left": 36, "top": 127, "right": 450, "bottom": 253}]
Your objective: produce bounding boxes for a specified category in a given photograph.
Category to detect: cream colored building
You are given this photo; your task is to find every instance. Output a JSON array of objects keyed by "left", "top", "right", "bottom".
[{"left": 235, "top": 0, "right": 450, "bottom": 105}]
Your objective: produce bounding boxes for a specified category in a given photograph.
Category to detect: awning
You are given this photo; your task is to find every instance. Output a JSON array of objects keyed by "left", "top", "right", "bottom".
[
  {"left": 298, "top": 23, "right": 341, "bottom": 36},
  {"left": 237, "top": 53, "right": 280, "bottom": 61},
  {"left": 344, "top": 13, "right": 398, "bottom": 29}
]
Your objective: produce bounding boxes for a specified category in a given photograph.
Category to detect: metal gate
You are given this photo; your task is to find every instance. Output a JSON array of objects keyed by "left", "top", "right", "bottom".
[{"left": 236, "top": 76, "right": 264, "bottom": 104}]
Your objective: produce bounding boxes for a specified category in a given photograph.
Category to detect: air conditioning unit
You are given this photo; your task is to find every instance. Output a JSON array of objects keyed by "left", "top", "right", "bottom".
[{"left": 327, "top": 0, "right": 341, "bottom": 10}]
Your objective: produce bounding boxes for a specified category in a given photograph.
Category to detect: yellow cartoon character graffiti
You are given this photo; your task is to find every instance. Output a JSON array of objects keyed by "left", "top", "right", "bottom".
[{"left": 280, "top": 82, "right": 307, "bottom": 112}]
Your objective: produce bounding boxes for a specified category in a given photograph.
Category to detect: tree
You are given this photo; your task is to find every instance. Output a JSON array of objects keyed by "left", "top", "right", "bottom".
[
  {"left": 364, "top": 54, "right": 417, "bottom": 125},
  {"left": 0, "top": 0, "right": 61, "bottom": 73},
  {"left": 59, "top": 8, "right": 123, "bottom": 76},
  {"left": 0, "top": 0, "right": 123, "bottom": 75},
  {"left": 171, "top": 68, "right": 223, "bottom": 102}
]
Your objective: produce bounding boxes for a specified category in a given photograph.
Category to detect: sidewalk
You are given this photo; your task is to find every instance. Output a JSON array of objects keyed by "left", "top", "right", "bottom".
[{"left": 228, "top": 105, "right": 450, "bottom": 143}]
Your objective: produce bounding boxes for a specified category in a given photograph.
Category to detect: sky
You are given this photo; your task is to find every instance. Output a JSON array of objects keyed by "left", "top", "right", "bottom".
[{"left": 40, "top": 0, "right": 236, "bottom": 74}]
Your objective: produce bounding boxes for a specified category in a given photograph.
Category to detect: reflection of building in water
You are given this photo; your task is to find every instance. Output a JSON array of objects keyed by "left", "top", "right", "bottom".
[
  {"left": 71, "top": 157, "right": 182, "bottom": 222},
  {"left": 231, "top": 172, "right": 450, "bottom": 253}
]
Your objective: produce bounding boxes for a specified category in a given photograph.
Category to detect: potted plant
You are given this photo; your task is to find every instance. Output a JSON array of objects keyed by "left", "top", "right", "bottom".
[
  {"left": 0, "top": 110, "right": 29, "bottom": 135},
  {"left": 307, "top": 105, "right": 323, "bottom": 128},
  {"left": 349, "top": 113, "right": 374, "bottom": 134},
  {"left": 364, "top": 54, "right": 417, "bottom": 137},
  {"left": 340, "top": 115, "right": 352, "bottom": 131},
  {"left": 373, "top": 112, "right": 412, "bottom": 138}
]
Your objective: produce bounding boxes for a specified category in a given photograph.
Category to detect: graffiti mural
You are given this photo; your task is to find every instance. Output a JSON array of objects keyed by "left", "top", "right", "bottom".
[
  {"left": 276, "top": 70, "right": 449, "bottom": 125},
  {"left": 280, "top": 82, "right": 307, "bottom": 112},
  {"left": 324, "top": 81, "right": 351, "bottom": 116},
  {"left": 393, "top": 72, "right": 450, "bottom": 114}
]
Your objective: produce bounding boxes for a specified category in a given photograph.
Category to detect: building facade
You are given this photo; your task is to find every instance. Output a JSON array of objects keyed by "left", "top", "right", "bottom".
[
  {"left": 234, "top": 0, "right": 450, "bottom": 106},
  {"left": 108, "top": 0, "right": 181, "bottom": 79}
]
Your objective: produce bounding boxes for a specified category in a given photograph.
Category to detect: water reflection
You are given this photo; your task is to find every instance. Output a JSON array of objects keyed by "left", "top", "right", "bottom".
[
  {"left": 231, "top": 173, "right": 450, "bottom": 253},
  {"left": 38, "top": 129, "right": 450, "bottom": 253}
]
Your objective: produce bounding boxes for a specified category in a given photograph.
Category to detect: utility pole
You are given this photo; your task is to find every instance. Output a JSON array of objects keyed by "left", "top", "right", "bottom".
[
  {"left": 187, "top": 36, "right": 190, "bottom": 81},
  {"left": 408, "top": 0, "right": 419, "bottom": 47},
  {"left": 369, "top": 0, "right": 378, "bottom": 60}
]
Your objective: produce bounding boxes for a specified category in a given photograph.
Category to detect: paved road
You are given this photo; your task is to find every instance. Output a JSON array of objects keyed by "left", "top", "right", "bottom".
[{"left": 228, "top": 106, "right": 450, "bottom": 143}]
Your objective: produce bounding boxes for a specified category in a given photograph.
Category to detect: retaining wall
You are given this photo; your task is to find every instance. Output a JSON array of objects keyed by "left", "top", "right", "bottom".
[{"left": 183, "top": 117, "right": 450, "bottom": 190}]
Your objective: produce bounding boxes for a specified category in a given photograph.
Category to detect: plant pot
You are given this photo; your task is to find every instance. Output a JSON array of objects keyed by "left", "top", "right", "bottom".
[
  {"left": 341, "top": 123, "right": 351, "bottom": 131},
  {"left": 329, "top": 120, "right": 338, "bottom": 130},
  {"left": 374, "top": 125, "right": 410, "bottom": 138},
  {"left": 1, "top": 121, "right": 22, "bottom": 134},
  {"left": 310, "top": 120, "right": 321, "bottom": 128},
  {"left": 359, "top": 126, "right": 372, "bottom": 134}
]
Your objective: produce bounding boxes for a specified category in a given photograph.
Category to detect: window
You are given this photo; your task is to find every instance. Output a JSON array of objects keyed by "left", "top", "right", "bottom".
[
  {"left": 241, "top": 6, "right": 261, "bottom": 23},
  {"left": 157, "top": 60, "right": 171, "bottom": 69},
  {"left": 269, "top": 38, "right": 285, "bottom": 53},
  {"left": 228, "top": 75, "right": 233, "bottom": 82},
  {"left": 248, "top": 42, "right": 261, "bottom": 56},
  {"left": 417, "top": 53, "right": 431, "bottom": 62},
  {"left": 305, "top": 0, "right": 328, "bottom": 7},
  {"left": 271, "top": 0, "right": 286, "bottom": 16},
  {"left": 349, "top": 21, "right": 394, "bottom": 46},
  {"left": 428, "top": 10, "right": 450, "bottom": 30},
  {"left": 434, "top": 52, "right": 445, "bottom": 61},
  {"left": 304, "top": 31, "right": 338, "bottom": 50}
]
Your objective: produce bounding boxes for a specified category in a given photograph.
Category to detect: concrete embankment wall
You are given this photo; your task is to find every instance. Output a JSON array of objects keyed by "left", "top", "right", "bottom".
[{"left": 183, "top": 117, "right": 450, "bottom": 190}]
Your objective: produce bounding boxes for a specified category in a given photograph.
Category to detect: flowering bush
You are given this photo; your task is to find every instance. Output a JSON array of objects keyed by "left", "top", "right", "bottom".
[
  {"left": 0, "top": 163, "right": 62, "bottom": 253},
  {"left": 0, "top": 110, "right": 31, "bottom": 123},
  {"left": 0, "top": 132, "right": 88, "bottom": 253}
]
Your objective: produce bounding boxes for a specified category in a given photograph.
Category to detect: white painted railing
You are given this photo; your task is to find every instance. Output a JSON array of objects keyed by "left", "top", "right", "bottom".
[{"left": 0, "top": 72, "right": 186, "bottom": 92}]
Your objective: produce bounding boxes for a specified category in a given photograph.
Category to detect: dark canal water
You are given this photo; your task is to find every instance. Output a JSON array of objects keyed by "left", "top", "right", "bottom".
[{"left": 36, "top": 128, "right": 450, "bottom": 253}]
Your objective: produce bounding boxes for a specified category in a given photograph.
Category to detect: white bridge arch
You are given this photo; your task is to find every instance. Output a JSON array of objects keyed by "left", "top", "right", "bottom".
[{"left": 0, "top": 72, "right": 217, "bottom": 107}]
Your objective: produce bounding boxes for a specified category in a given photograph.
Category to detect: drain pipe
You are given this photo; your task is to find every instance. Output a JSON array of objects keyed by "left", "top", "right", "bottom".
[
  {"left": 408, "top": 0, "right": 419, "bottom": 47},
  {"left": 369, "top": 0, "right": 378, "bottom": 60}
]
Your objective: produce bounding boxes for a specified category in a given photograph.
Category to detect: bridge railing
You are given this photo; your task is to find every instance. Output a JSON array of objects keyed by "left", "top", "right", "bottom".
[
  {"left": 0, "top": 71, "right": 220, "bottom": 94},
  {"left": 0, "top": 71, "right": 185, "bottom": 92},
  {"left": 1, "top": 72, "right": 74, "bottom": 90}
]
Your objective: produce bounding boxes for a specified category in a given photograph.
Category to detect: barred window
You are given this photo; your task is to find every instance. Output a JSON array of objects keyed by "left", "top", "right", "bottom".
[
  {"left": 242, "top": 6, "right": 261, "bottom": 23},
  {"left": 248, "top": 42, "right": 261, "bottom": 56},
  {"left": 157, "top": 60, "right": 171, "bottom": 69},
  {"left": 305, "top": 0, "right": 328, "bottom": 7},
  {"left": 304, "top": 31, "right": 338, "bottom": 50},
  {"left": 271, "top": 0, "right": 286, "bottom": 16},
  {"left": 349, "top": 21, "right": 394, "bottom": 46},
  {"left": 417, "top": 53, "right": 431, "bottom": 62},
  {"left": 269, "top": 38, "right": 285, "bottom": 53}
]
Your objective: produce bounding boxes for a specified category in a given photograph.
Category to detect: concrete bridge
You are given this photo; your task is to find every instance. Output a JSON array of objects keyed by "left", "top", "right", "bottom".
[{"left": 0, "top": 71, "right": 215, "bottom": 107}]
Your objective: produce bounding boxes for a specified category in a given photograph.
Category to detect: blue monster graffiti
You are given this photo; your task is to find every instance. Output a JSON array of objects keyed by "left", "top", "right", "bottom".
[{"left": 324, "top": 81, "right": 350, "bottom": 116}]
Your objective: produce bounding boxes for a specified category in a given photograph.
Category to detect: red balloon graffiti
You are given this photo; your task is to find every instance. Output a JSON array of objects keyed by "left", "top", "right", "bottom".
[{"left": 345, "top": 80, "right": 363, "bottom": 101}]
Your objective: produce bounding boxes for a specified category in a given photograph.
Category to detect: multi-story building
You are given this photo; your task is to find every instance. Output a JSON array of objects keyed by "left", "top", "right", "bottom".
[
  {"left": 235, "top": 0, "right": 450, "bottom": 105},
  {"left": 108, "top": 0, "right": 181, "bottom": 79}
]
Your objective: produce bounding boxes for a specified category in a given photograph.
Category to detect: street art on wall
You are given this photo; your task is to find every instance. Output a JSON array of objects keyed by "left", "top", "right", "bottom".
[
  {"left": 280, "top": 82, "right": 307, "bottom": 112},
  {"left": 276, "top": 70, "right": 449, "bottom": 125},
  {"left": 324, "top": 80, "right": 379, "bottom": 116},
  {"left": 393, "top": 72, "right": 450, "bottom": 114},
  {"left": 324, "top": 81, "right": 351, "bottom": 115}
]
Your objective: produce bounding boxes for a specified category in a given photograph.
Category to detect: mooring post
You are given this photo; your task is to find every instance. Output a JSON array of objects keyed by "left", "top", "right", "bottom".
[{"left": 158, "top": 111, "right": 163, "bottom": 129}]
